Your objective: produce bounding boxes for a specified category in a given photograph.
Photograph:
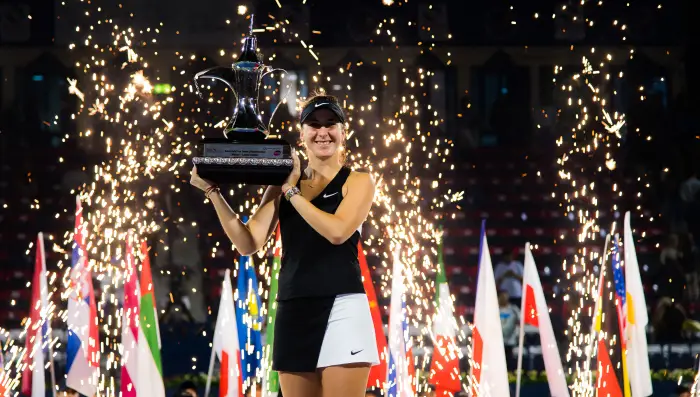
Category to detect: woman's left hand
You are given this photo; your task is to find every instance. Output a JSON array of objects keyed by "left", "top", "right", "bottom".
[{"left": 284, "top": 149, "right": 301, "bottom": 187}]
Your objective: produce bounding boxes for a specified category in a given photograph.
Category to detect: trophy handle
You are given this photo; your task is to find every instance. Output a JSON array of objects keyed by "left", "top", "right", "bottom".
[
  {"left": 260, "top": 67, "right": 293, "bottom": 134},
  {"left": 194, "top": 66, "right": 241, "bottom": 137},
  {"left": 194, "top": 66, "right": 239, "bottom": 102}
]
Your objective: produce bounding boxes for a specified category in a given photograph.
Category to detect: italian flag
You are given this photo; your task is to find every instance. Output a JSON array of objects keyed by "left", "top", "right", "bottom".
[
  {"left": 264, "top": 226, "right": 282, "bottom": 397},
  {"left": 428, "top": 233, "right": 462, "bottom": 395},
  {"left": 138, "top": 240, "right": 165, "bottom": 397}
]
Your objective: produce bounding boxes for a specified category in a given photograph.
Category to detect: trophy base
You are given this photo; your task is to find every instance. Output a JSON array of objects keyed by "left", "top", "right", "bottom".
[
  {"left": 193, "top": 137, "right": 293, "bottom": 186},
  {"left": 193, "top": 157, "right": 293, "bottom": 186}
]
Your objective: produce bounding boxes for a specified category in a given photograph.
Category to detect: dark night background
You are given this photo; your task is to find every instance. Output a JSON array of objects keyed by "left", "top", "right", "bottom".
[{"left": 0, "top": 0, "right": 698, "bottom": 395}]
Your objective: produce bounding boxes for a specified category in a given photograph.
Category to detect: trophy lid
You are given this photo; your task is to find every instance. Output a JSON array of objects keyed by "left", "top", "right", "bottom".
[{"left": 238, "top": 15, "right": 260, "bottom": 63}]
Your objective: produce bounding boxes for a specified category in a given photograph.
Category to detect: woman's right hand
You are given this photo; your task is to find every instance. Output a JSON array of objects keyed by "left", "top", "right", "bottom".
[
  {"left": 284, "top": 149, "right": 301, "bottom": 188},
  {"left": 190, "top": 166, "right": 215, "bottom": 192}
]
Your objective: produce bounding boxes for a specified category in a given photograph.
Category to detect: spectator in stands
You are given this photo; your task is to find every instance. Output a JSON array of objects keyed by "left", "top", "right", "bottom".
[
  {"left": 176, "top": 380, "right": 198, "bottom": 397},
  {"left": 673, "top": 384, "right": 690, "bottom": 397},
  {"left": 680, "top": 172, "right": 700, "bottom": 204},
  {"left": 658, "top": 234, "right": 687, "bottom": 302},
  {"left": 652, "top": 297, "right": 688, "bottom": 343},
  {"left": 365, "top": 389, "right": 381, "bottom": 397},
  {"left": 680, "top": 232, "right": 700, "bottom": 301},
  {"left": 680, "top": 170, "right": 700, "bottom": 251},
  {"left": 498, "top": 290, "right": 520, "bottom": 347},
  {"left": 494, "top": 251, "right": 524, "bottom": 306}
]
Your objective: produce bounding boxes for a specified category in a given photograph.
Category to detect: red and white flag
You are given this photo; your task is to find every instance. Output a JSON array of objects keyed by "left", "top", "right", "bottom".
[
  {"left": 386, "top": 248, "right": 414, "bottom": 397},
  {"left": 66, "top": 197, "right": 99, "bottom": 396},
  {"left": 22, "top": 233, "right": 51, "bottom": 397},
  {"left": 470, "top": 224, "right": 509, "bottom": 397},
  {"left": 516, "top": 243, "right": 569, "bottom": 397},
  {"left": 0, "top": 345, "right": 8, "bottom": 396},
  {"left": 213, "top": 269, "right": 243, "bottom": 397},
  {"left": 358, "top": 241, "right": 388, "bottom": 391},
  {"left": 121, "top": 234, "right": 140, "bottom": 397}
]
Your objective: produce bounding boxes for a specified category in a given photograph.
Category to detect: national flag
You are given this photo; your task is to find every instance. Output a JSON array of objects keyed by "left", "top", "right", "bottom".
[
  {"left": 429, "top": 231, "right": 461, "bottom": 396},
  {"left": 470, "top": 221, "right": 509, "bottom": 397},
  {"left": 623, "top": 212, "right": 653, "bottom": 397},
  {"left": 214, "top": 269, "right": 243, "bottom": 397},
  {"left": 593, "top": 236, "right": 624, "bottom": 397},
  {"left": 516, "top": 243, "right": 569, "bottom": 397},
  {"left": 263, "top": 226, "right": 281, "bottom": 397},
  {"left": 121, "top": 234, "right": 140, "bottom": 397},
  {"left": 66, "top": 197, "right": 99, "bottom": 396},
  {"left": 611, "top": 235, "right": 632, "bottom": 397},
  {"left": 406, "top": 310, "right": 417, "bottom": 395},
  {"left": 22, "top": 232, "right": 50, "bottom": 397},
  {"left": 1, "top": 344, "right": 8, "bottom": 396},
  {"left": 358, "top": 241, "right": 388, "bottom": 391},
  {"left": 387, "top": 248, "right": 413, "bottom": 397},
  {"left": 236, "top": 253, "right": 264, "bottom": 389},
  {"left": 137, "top": 240, "right": 166, "bottom": 397}
]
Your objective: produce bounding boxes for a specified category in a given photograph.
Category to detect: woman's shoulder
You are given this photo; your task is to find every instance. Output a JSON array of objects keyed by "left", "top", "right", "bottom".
[
  {"left": 345, "top": 164, "right": 372, "bottom": 176},
  {"left": 347, "top": 168, "right": 375, "bottom": 185},
  {"left": 341, "top": 167, "right": 376, "bottom": 194}
]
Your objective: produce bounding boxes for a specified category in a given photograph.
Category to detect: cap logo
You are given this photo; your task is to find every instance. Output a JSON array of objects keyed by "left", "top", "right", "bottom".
[{"left": 314, "top": 102, "right": 329, "bottom": 108}]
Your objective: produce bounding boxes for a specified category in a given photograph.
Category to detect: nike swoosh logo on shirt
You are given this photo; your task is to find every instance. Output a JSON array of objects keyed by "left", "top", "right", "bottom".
[
  {"left": 323, "top": 192, "right": 338, "bottom": 198},
  {"left": 351, "top": 349, "right": 363, "bottom": 355}
]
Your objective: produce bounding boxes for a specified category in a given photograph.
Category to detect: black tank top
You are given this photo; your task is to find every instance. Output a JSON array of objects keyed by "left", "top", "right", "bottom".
[{"left": 277, "top": 166, "right": 364, "bottom": 300}]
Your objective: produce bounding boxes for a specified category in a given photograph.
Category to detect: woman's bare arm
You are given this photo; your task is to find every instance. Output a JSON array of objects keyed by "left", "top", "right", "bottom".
[
  {"left": 287, "top": 172, "right": 375, "bottom": 245},
  {"left": 208, "top": 185, "right": 281, "bottom": 255}
]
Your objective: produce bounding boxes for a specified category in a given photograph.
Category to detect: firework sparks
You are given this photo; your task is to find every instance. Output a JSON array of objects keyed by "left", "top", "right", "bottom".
[
  {"left": 546, "top": 4, "right": 657, "bottom": 395},
  {"left": 236, "top": 0, "right": 464, "bottom": 392},
  {"left": 0, "top": 4, "right": 194, "bottom": 395},
  {"left": 4, "top": 1, "right": 463, "bottom": 395}
]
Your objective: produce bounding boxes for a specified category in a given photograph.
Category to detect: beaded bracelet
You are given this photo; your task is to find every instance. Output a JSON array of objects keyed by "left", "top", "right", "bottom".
[
  {"left": 284, "top": 186, "right": 301, "bottom": 201},
  {"left": 205, "top": 185, "right": 220, "bottom": 199}
]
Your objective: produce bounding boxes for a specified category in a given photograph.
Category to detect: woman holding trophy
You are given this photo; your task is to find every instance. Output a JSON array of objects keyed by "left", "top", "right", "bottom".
[{"left": 191, "top": 93, "right": 379, "bottom": 397}]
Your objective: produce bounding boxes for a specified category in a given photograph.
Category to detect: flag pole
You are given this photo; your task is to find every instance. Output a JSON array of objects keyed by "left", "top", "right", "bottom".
[
  {"left": 514, "top": 243, "right": 529, "bottom": 397},
  {"left": 204, "top": 336, "right": 217, "bottom": 397},
  {"left": 38, "top": 231, "right": 57, "bottom": 397},
  {"left": 48, "top": 340, "right": 57, "bottom": 397},
  {"left": 585, "top": 232, "right": 612, "bottom": 390}
]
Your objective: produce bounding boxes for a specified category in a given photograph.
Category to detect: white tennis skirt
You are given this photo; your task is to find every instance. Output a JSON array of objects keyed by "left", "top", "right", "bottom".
[
  {"left": 317, "top": 293, "right": 380, "bottom": 368},
  {"left": 272, "top": 293, "right": 380, "bottom": 372}
]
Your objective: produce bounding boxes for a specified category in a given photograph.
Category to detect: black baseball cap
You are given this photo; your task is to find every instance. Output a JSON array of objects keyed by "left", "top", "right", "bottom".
[{"left": 299, "top": 95, "right": 346, "bottom": 124}]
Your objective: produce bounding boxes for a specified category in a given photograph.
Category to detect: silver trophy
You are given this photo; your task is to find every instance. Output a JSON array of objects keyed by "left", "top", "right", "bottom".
[{"left": 192, "top": 15, "right": 293, "bottom": 185}]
